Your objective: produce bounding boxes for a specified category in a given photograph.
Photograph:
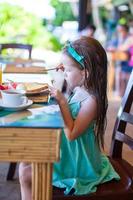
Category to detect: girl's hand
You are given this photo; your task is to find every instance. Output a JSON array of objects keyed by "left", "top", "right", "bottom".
[
  {"left": 49, "top": 86, "right": 67, "bottom": 105},
  {"left": 56, "top": 63, "right": 64, "bottom": 71}
]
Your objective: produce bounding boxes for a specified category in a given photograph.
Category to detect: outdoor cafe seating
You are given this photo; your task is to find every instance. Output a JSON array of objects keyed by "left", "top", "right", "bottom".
[
  {"left": 0, "top": 57, "right": 132, "bottom": 200},
  {"left": 0, "top": 43, "right": 46, "bottom": 74}
]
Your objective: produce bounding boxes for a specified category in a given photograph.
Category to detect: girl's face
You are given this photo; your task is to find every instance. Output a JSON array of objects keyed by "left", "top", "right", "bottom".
[{"left": 61, "top": 54, "right": 84, "bottom": 91}]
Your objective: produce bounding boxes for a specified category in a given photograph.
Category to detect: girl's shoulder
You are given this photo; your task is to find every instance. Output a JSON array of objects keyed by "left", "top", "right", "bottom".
[
  {"left": 69, "top": 87, "right": 97, "bottom": 120},
  {"left": 70, "top": 86, "right": 94, "bottom": 104}
]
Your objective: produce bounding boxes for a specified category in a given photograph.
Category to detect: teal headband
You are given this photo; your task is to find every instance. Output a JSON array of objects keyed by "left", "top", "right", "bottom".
[{"left": 66, "top": 41, "right": 84, "bottom": 69}]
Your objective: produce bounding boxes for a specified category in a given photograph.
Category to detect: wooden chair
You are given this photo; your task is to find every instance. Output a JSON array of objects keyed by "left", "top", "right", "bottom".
[
  {"left": 53, "top": 70, "right": 133, "bottom": 200},
  {"left": 0, "top": 43, "right": 32, "bottom": 59}
]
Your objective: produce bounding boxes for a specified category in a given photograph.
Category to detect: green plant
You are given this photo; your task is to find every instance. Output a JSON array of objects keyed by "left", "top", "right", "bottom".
[
  {"left": 50, "top": 0, "right": 76, "bottom": 26},
  {"left": 0, "top": 3, "right": 62, "bottom": 51}
]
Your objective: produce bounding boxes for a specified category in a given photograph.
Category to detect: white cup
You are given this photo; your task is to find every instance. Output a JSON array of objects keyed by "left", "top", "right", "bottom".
[
  {"left": 49, "top": 70, "right": 65, "bottom": 91},
  {"left": 1, "top": 89, "right": 28, "bottom": 107}
]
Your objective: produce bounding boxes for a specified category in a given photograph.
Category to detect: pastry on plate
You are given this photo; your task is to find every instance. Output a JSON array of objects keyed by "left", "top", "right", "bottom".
[{"left": 16, "top": 82, "right": 49, "bottom": 94}]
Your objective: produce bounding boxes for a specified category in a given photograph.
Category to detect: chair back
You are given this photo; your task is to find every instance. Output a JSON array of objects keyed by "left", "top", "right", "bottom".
[
  {"left": 0, "top": 43, "right": 32, "bottom": 59},
  {"left": 110, "top": 70, "right": 133, "bottom": 158}
]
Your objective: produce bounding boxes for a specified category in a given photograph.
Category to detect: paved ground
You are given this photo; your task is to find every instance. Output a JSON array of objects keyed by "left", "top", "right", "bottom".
[
  {"left": 0, "top": 163, "right": 20, "bottom": 200},
  {"left": 0, "top": 97, "right": 132, "bottom": 200}
]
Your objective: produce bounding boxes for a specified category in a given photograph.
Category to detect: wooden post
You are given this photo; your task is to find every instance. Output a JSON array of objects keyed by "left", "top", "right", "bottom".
[
  {"left": 32, "top": 163, "right": 53, "bottom": 200},
  {"left": 78, "top": 0, "right": 88, "bottom": 31}
]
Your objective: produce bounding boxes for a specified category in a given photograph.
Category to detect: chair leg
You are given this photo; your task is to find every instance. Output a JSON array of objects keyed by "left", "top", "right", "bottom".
[{"left": 7, "top": 162, "right": 17, "bottom": 180}]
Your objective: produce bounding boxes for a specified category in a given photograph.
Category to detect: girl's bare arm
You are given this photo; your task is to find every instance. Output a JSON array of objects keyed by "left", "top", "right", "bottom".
[{"left": 50, "top": 87, "right": 97, "bottom": 141}]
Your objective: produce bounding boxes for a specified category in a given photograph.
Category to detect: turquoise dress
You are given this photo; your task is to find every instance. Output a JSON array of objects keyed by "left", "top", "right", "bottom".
[{"left": 52, "top": 87, "right": 120, "bottom": 195}]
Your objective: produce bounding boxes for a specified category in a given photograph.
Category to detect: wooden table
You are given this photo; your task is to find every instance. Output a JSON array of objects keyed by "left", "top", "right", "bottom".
[
  {"left": 4, "top": 65, "right": 47, "bottom": 74},
  {"left": 0, "top": 102, "right": 64, "bottom": 200},
  {"left": 0, "top": 57, "right": 47, "bottom": 74}
]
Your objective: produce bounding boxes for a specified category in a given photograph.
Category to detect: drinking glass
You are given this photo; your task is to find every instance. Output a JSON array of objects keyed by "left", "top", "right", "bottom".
[{"left": 0, "top": 63, "right": 6, "bottom": 84}]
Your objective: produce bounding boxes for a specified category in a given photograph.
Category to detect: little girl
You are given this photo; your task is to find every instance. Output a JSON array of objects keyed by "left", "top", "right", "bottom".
[{"left": 19, "top": 37, "right": 120, "bottom": 199}]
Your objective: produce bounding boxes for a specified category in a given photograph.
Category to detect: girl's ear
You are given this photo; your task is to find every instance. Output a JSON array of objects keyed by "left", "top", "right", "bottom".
[
  {"left": 81, "top": 69, "right": 87, "bottom": 77},
  {"left": 81, "top": 69, "right": 89, "bottom": 80}
]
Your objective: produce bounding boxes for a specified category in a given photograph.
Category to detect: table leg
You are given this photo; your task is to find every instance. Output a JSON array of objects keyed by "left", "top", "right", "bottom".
[{"left": 32, "top": 163, "right": 53, "bottom": 200}]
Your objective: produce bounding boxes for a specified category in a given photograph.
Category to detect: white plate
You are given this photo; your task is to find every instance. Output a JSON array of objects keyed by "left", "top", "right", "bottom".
[{"left": 0, "top": 99, "right": 33, "bottom": 111}]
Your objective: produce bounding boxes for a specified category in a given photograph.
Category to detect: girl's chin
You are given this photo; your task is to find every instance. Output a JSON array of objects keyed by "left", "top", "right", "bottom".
[{"left": 64, "top": 80, "right": 76, "bottom": 91}]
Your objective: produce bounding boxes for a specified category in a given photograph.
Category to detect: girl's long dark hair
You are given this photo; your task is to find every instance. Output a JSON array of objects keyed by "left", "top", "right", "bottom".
[{"left": 63, "top": 37, "right": 108, "bottom": 149}]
